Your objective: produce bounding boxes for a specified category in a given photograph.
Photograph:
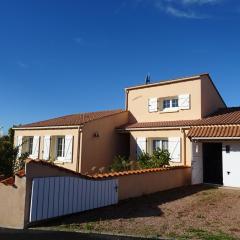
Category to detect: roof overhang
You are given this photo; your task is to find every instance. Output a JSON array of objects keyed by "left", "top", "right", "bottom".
[
  {"left": 13, "top": 125, "right": 83, "bottom": 130},
  {"left": 188, "top": 125, "right": 240, "bottom": 140},
  {"left": 117, "top": 126, "right": 191, "bottom": 132}
]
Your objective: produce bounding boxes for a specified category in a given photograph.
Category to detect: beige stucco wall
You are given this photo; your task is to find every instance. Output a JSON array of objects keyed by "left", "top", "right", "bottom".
[
  {"left": 127, "top": 78, "right": 202, "bottom": 122},
  {"left": 201, "top": 75, "right": 226, "bottom": 117},
  {"left": 129, "top": 128, "right": 192, "bottom": 166},
  {"left": 118, "top": 167, "right": 191, "bottom": 200},
  {"left": 81, "top": 111, "right": 129, "bottom": 174},
  {"left": 14, "top": 128, "right": 80, "bottom": 172},
  {"left": 0, "top": 176, "right": 26, "bottom": 229}
]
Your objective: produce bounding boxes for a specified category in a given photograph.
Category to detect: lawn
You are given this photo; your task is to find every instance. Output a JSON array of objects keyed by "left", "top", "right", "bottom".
[{"left": 35, "top": 185, "right": 240, "bottom": 240}]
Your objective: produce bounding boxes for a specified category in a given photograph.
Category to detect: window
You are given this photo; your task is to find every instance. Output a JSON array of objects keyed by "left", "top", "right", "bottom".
[
  {"left": 162, "top": 140, "right": 168, "bottom": 150},
  {"left": 151, "top": 139, "right": 168, "bottom": 152},
  {"left": 56, "top": 137, "right": 65, "bottom": 158},
  {"left": 163, "top": 98, "right": 178, "bottom": 110},
  {"left": 172, "top": 98, "right": 178, "bottom": 108},
  {"left": 163, "top": 99, "right": 171, "bottom": 109},
  {"left": 28, "top": 137, "right": 33, "bottom": 155},
  {"left": 153, "top": 140, "right": 161, "bottom": 151}
]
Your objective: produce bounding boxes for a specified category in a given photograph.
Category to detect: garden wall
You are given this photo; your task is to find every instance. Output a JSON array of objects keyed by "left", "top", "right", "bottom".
[
  {"left": 0, "top": 175, "right": 26, "bottom": 229},
  {"left": 0, "top": 160, "right": 191, "bottom": 229},
  {"left": 117, "top": 167, "right": 191, "bottom": 200}
]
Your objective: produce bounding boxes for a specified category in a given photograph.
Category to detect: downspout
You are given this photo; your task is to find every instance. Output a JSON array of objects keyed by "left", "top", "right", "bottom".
[
  {"left": 181, "top": 128, "right": 187, "bottom": 166},
  {"left": 76, "top": 126, "right": 82, "bottom": 173}
]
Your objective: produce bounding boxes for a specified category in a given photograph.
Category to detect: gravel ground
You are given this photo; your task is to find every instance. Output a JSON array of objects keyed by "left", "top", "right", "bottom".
[{"left": 35, "top": 185, "right": 240, "bottom": 239}]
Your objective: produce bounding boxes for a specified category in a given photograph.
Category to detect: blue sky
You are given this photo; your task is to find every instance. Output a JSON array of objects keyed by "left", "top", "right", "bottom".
[{"left": 1, "top": 0, "right": 240, "bottom": 133}]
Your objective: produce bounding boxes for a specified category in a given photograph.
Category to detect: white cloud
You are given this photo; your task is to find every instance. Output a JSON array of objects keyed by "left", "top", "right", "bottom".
[
  {"left": 165, "top": 6, "right": 203, "bottom": 18},
  {"left": 137, "top": 0, "right": 223, "bottom": 18},
  {"left": 181, "top": 0, "right": 221, "bottom": 5}
]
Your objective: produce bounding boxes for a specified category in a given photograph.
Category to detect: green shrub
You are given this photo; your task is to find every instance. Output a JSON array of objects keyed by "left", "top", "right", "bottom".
[
  {"left": 138, "top": 148, "right": 170, "bottom": 169},
  {"left": 109, "top": 149, "right": 171, "bottom": 173},
  {"left": 151, "top": 148, "right": 170, "bottom": 167},
  {"left": 109, "top": 155, "right": 132, "bottom": 172},
  {"left": 0, "top": 129, "right": 29, "bottom": 177}
]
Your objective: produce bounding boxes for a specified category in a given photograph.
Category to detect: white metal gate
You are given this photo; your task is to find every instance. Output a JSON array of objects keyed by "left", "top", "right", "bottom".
[{"left": 29, "top": 176, "right": 118, "bottom": 222}]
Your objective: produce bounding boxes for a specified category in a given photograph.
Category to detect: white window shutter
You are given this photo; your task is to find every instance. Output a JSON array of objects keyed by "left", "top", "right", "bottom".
[
  {"left": 136, "top": 137, "right": 147, "bottom": 156},
  {"left": 178, "top": 94, "right": 190, "bottom": 110},
  {"left": 17, "top": 136, "right": 23, "bottom": 158},
  {"left": 168, "top": 137, "right": 181, "bottom": 162},
  {"left": 64, "top": 135, "right": 73, "bottom": 162},
  {"left": 43, "top": 136, "right": 51, "bottom": 160},
  {"left": 32, "top": 136, "right": 40, "bottom": 159},
  {"left": 148, "top": 98, "right": 158, "bottom": 112}
]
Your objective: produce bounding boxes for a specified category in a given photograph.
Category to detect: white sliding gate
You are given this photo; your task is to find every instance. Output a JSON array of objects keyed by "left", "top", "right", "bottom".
[{"left": 29, "top": 176, "right": 118, "bottom": 223}]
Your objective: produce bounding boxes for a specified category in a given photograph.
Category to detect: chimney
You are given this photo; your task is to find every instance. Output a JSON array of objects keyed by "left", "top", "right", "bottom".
[{"left": 145, "top": 73, "right": 150, "bottom": 84}]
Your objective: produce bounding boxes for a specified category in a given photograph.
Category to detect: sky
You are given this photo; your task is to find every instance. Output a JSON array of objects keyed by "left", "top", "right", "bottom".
[{"left": 1, "top": 0, "right": 240, "bottom": 133}]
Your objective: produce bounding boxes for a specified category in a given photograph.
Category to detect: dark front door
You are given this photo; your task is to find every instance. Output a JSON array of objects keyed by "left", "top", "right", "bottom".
[{"left": 203, "top": 143, "right": 223, "bottom": 185}]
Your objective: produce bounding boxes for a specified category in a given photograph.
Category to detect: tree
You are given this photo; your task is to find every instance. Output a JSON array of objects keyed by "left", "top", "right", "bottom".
[{"left": 0, "top": 128, "right": 29, "bottom": 177}]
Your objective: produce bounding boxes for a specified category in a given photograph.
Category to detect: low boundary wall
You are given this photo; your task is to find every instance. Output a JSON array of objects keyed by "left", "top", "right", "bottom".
[{"left": 0, "top": 160, "right": 191, "bottom": 229}]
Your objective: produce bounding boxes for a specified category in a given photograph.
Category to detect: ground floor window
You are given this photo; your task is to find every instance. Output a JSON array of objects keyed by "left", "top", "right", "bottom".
[
  {"left": 150, "top": 138, "right": 168, "bottom": 154},
  {"left": 56, "top": 136, "right": 65, "bottom": 159},
  {"left": 28, "top": 137, "right": 34, "bottom": 155}
]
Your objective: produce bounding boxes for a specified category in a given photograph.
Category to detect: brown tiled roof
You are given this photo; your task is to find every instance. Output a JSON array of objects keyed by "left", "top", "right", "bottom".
[
  {"left": 188, "top": 125, "right": 240, "bottom": 138},
  {"left": 120, "top": 107, "right": 240, "bottom": 130},
  {"left": 121, "top": 119, "right": 200, "bottom": 129},
  {"left": 15, "top": 109, "right": 124, "bottom": 128}
]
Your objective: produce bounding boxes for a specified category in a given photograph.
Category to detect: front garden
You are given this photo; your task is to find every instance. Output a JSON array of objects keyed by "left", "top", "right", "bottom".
[{"left": 35, "top": 185, "right": 240, "bottom": 240}]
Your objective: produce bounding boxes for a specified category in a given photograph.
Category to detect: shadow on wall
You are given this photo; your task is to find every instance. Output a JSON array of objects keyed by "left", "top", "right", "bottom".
[{"left": 34, "top": 184, "right": 216, "bottom": 228}]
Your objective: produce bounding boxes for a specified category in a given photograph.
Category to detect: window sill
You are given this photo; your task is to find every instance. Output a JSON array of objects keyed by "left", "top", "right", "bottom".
[
  {"left": 54, "top": 160, "right": 64, "bottom": 165},
  {"left": 160, "top": 107, "right": 179, "bottom": 113}
]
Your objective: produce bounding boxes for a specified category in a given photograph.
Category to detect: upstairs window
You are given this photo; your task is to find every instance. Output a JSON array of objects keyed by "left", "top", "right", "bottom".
[
  {"left": 163, "top": 98, "right": 178, "bottom": 109},
  {"left": 163, "top": 99, "right": 171, "bottom": 109},
  {"left": 172, "top": 98, "right": 179, "bottom": 108}
]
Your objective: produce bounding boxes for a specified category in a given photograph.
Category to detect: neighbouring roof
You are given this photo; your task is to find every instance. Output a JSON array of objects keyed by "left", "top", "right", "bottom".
[
  {"left": 120, "top": 107, "right": 240, "bottom": 130},
  {"left": 14, "top": 109, "right": 125, "bottom": 129}
]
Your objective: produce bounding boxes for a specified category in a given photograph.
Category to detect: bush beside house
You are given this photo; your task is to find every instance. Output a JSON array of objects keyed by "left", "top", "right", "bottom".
[{"left": 109, "top": 148, "right": 171, "bottom": 172}]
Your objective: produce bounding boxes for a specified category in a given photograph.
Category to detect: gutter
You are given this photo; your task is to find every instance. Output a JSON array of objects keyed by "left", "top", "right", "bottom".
[
  {"left": 13, "top": 125, "right": 83, "bottom": 130},
  {"left": 76, "top": 127, "right": 82, "bottom": 173},
  {"left": 117, "top": 126, "right": 191, "bottom": 132}
]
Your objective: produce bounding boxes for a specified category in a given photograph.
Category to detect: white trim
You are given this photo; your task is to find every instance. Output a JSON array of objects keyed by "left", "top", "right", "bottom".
[{"left": 191, "top": 137, "right": 240, "bottom": 140}]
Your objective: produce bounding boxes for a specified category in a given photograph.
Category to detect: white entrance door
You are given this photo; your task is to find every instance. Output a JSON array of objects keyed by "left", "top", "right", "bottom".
[{"left": 223, "top": 143, "right": 240, "bottom": 187}]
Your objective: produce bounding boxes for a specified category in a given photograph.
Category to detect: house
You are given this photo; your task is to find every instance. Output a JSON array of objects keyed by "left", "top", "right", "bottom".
[
  {"left": 13, "top": 73, "right": 240, "bottom": 188},
  {"left": 120, "top": 73, "right": 240, "bottom": 188},
  {"left": 13, "top": 110, "right": 129, "bottom": 173}
]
